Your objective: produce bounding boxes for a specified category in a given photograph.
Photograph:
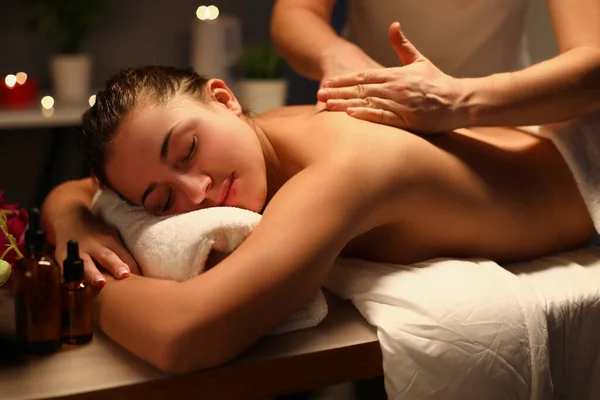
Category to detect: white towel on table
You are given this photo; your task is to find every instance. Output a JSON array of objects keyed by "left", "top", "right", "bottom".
[{"left": 91, "top": 188, "right": 327, "bottom": 335}]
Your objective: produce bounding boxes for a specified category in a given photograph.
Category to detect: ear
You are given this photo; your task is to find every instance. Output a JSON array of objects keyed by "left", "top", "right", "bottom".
[{"left": 206, "top": 79, "right": 243, "bottom": 116}]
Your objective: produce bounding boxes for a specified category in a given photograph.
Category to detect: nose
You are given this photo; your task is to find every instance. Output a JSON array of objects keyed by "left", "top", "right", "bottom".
[{"left": 176, "top": 173, "right": 212, "bottom": 205}]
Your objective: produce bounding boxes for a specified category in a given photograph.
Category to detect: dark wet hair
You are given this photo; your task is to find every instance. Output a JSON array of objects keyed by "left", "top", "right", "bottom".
[{"left": 81, "top": 66, "right": 210, "bottom": 188}]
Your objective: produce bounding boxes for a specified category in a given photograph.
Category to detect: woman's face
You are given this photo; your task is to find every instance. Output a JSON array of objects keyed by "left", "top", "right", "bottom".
[{"left": 105, "top": 80, "right": 268, "bottom": 215}]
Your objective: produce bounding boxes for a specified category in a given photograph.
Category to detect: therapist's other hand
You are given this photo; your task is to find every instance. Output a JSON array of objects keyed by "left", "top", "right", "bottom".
[
  {"left": 318, "top": 22, "right": 468, "bottom": 133},
  {"left": 53, "top": 209, "right": 138, "bottom": 288},
  {"left": 317, "top": 41, "right": 383, "bottom": 109}
]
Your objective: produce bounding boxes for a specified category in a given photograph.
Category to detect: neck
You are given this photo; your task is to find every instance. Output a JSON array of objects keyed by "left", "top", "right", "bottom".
[{"left": 245, "top": 115, "right": 287, "bottom": 208}]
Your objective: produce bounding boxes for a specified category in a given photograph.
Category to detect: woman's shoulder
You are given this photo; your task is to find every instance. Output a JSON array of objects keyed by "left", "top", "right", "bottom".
[
  {"left": 257, "top": 108, "right": 360, "bottom": 169},
  {"left": 259, "top": 106, "right": 404, "bottom": 142},
  {"left": 255, "top": 105, "right": 319, "bottom": 119},
  {"left": 259, "top": 107, "right": 417, "bottom": 178}
]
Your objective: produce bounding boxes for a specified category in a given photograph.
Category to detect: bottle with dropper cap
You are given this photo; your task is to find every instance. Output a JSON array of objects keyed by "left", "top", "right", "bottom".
[
  {"left": 13, "top": 208, "right": 62, "bottom": 354},
  {"left": 61, "top": 239, "right": 93, "bottom": 345}
]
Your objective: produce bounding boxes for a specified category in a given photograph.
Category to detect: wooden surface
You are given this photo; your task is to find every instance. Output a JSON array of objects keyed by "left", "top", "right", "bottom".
[{"left": 0, "top": 290, "right": 382, "bottom": 400}]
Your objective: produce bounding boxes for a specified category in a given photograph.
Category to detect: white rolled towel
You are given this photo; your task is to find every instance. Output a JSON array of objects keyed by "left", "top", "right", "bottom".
[{"left": 91, "top": 188, "right": 327, "bottom": 334}]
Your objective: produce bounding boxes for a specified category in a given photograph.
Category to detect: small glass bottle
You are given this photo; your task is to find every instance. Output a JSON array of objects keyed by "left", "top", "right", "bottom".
[
  {"left": 61, "top": 240, "right": 93, "bottom": 345},
  {"left": 13, "top": 208, "right": 62, "bottom": 354}
]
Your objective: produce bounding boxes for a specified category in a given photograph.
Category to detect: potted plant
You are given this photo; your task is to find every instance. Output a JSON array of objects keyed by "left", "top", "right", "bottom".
[
  {"left": 236, "top": 44, "right": 287, "bottom": 114},
  {"left": 27, "top": 0, "right": 114, "bottom": 104}
]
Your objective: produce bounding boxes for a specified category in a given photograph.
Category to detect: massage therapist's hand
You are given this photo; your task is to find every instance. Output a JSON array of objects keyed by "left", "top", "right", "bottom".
[
  {"left": 318, "top": 22, "right": 469, "bottom": 133},
  {"left": 53, "top": 208, "right": 138, "bottom": 288},
  {"left": 316, "top": 41, "right": 383, "bottom": 109}
]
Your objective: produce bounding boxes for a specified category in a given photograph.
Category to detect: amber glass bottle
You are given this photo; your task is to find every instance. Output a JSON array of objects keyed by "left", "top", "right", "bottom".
[
  {"left": 13, "top": 208, "right": 62, "bottom": 354},
  {"left": 61, "top": 240, "right": 93, "bottom": 345}
]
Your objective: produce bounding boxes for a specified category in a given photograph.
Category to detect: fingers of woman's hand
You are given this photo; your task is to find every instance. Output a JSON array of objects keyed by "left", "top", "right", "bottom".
[
  {"left": 55, "top": 245, "right": 106, "bottom": 288},
  {"left": 91, "top": 246, "right": 131, "bottom": 280},
  {"left": 108, "top": 242, "right": 141, "bottom": 276},
  {"left": 80, "top": 253, "right": 107, "bottom": 288}
]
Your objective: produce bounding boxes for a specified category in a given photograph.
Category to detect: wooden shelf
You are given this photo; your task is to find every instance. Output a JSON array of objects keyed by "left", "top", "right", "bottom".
[{"left": 0, "top": 99, "right": 90, "bottom": 130}]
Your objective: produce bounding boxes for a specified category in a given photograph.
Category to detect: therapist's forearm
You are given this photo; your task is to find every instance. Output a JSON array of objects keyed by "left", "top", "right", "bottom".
[
  {"left": 463, "top": 47, "right": 600, "bottom": 127},
  {"left": 271, "top": 0, "right": 346, "bottom": 80}
]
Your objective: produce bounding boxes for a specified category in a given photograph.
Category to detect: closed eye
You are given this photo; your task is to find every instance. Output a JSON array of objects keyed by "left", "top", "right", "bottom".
[
  {"left": 182, "top": 136, "right": 197, "bottom": 163},
  {"left": 162, "top": 188, "right": 173, "bottom": 213}
]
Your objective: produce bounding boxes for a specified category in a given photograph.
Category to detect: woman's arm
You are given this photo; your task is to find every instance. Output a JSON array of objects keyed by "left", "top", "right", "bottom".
[
  {"left": 42, "top": 177, "right": 98, "bottom": 246},
  {"left": 41, "top": 178, "right": 139, "bottom": 284},
  {"left": 95, "top": 143, "right": 404, "bottom": 373},
  {"left": 463, "top": 0, "right": 600, "bottom": 126}
]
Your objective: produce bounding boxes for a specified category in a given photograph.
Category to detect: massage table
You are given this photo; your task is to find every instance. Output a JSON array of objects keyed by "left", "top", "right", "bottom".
[{"left": 0, "top": 290, "right": 381, "bottom": 400}]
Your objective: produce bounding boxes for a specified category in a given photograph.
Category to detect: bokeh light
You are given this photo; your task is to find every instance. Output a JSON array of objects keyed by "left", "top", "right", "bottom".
[
  {"left": 207, "top": 5, "right": 219, "bottom": 19},
  {"left": 41, "top": 96, "right": 55, "bottom": 109},
  {"left": 4, "top": 74, "right": 17, "bottom": 88},
  {"left": 15, "top": 72, "right": 27, "bottom": 85},
  {"left": 196, "top": 5, "right": 219, "bottom": 20}
]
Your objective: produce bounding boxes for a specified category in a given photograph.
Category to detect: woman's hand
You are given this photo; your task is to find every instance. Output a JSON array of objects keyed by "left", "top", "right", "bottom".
[
  {"left": 318, "top": 22, "right": 470, "bottom": 133},
  {"left": 53, "top": 208, "right": 139, "bottom": 288}
]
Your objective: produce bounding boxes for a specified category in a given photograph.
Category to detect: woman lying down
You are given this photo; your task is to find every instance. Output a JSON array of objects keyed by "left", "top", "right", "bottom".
[{"left": 42, "top": 66, "right": 594, "bottom": 373}]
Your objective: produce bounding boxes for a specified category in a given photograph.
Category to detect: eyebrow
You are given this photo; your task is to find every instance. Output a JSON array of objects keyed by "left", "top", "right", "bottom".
[{"left": 141, "top": 121, "right": 181, "bottom": 206}]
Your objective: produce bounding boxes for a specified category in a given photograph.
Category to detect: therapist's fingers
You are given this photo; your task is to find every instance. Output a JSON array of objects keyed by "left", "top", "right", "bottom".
[
  {"left": 346, "top": 107, "right": 406, "bottom": 129},
  {"left": 389, "top": 22, "right": 426, "bottom": 66},
  {"left": 325, "top": 96, "right": 397, "bottom": 112},
  {"left": 321, "top": 69, "right": 387, "bottom": 89},
  {"left": 315, "top": 99, "right": 327, "bottom": 111},
  {"left": 317, "top": 83, "right": 389, "bottom": 103}
]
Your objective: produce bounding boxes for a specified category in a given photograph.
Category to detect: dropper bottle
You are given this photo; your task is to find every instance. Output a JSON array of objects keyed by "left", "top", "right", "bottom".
[
  {"left": 13, "top": 208, "right": 62, "bottom": 354},
  {"left": 61, "top": 240, "right": 93, "bottom": 345}
]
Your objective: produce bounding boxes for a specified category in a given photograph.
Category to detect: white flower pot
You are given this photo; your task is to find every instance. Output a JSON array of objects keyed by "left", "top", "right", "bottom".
[
  {"left": 236, "top": 79, "right": 288, "bottom": 114},
  {"left": 50, "top": 53, "right": 92, "bottom": 104}
]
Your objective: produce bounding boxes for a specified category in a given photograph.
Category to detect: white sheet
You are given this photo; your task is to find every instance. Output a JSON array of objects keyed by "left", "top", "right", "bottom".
[
  {"left": 325, "top": 246, "right": 600, "bottom": 400},
  {"left": 509, "top": 246, "right": 600, "bottom": 400}
]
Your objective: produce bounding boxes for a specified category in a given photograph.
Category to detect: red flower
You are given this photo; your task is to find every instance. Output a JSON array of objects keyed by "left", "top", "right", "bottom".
[{"left": 0, "top": 190, "right": 29, "bottom": 266}]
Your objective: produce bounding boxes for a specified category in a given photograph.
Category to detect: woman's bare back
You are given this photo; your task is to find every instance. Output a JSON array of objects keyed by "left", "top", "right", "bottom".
[{"left": 259, "top": 107, "right": 594, "bottom": 264}]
